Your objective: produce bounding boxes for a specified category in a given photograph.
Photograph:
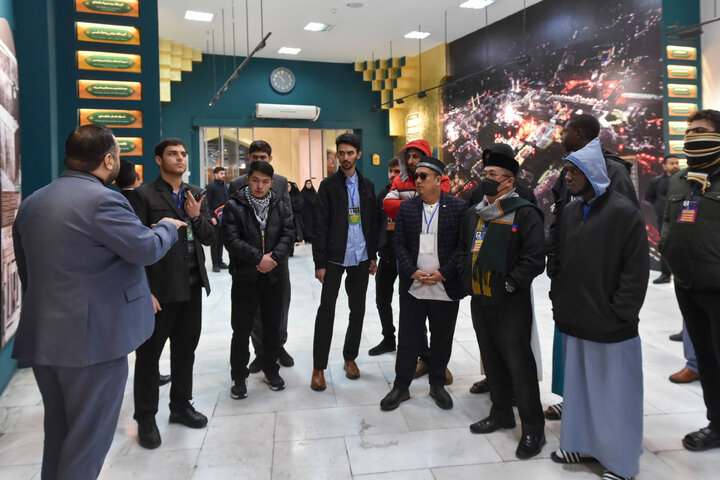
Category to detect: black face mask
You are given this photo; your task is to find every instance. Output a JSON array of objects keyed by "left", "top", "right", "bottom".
[{"left": 481, "top": 178, "right": 501, "bottom": 197}]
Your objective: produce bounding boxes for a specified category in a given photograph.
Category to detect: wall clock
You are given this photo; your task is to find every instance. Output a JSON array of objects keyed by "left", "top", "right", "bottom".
[{"left": 270, "top": 67, "right": 296, "bottom": 94}]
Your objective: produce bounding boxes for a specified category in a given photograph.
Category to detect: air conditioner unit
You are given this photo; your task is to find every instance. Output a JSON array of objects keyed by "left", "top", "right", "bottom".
[{"left": 255, "top": 103, "right": 321, "bottom": 121}]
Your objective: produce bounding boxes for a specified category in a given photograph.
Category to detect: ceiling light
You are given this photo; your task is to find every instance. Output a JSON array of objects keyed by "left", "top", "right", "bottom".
[
  {"left": 417, "top": 91, "right": 427, "bottom": 99},
  {"left": 405, "top": 31, "right": 431, "bottom": 39},
  {"left": 184, "top": 10, "right": 214, "bottom": 22},
  {"left": 347, "top": 2, "right": 364, "bottom": 7},
  {"left": 304, "top": 22, "right": 329, "bottom": 32},
  {"left": 396, "top": 98, "right": 405, "bottom": 104},
  {"left": 278, "top": 47, "right": 302, "bottom": 55},
  {"left": 460, "top": 0, "right": 496, "bottom": 9}
]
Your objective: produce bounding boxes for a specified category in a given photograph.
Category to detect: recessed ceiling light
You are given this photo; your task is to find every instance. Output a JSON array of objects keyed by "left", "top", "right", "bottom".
[
  {"left": 460, "top": 0, "right": 496, "bottom": 9},
  {"left": 304, "top": 22, "right": 329, "bottom": 32},
  {"left": 405, "top": 31, "right": 431, "bottom": 39},
  {"left": 184, "top": 10, "right": 214, "bottom": 22},
  {"left": 347, "top": 2, "right": 364, "bottom": 7},
  {"left": 278, "top": 47, "right": 302, "bottom": 55}
]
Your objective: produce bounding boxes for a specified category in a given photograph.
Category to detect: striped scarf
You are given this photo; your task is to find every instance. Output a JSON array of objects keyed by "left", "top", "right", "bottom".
[{"left": 683, "top": 132, "right": 720, "bottom": 171}]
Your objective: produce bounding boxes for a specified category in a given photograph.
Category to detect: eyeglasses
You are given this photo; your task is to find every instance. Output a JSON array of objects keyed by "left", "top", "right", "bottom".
[
  {"left": 416, "top": 172, "right": 437, "bottom": 181},
  {"left": 480, "top": 171, "right": 509, "bottom": 180}
]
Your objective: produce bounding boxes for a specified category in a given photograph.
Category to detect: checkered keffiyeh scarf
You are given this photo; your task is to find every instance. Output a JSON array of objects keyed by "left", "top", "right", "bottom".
[
  {"left": 244, "top": 187, "right": 273, "bottom": 228},
  {"left": 684, "top": 132, "right": 720, "bottom": 171}
]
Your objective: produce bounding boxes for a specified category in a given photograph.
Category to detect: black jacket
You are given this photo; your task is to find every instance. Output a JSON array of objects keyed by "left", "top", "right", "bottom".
[
  {"left": 547, "top": 152, "right": 639, "bottom": 276},
  {"left": 301, "top": 187, "right": 317, "bottom": 239},
  {"left": 312, "top": 170, "right": 378, "bottom": 269},
  {"left": 459, "top": 202, "right": 545, "bottom": 305},
  {"left": 644, "top": 173, "right": 670, "bottom": 225},
  {"left": 394, "top": 193, "right": 468, "bottom": 300},
  {"left": 206, "top": 179, "right": 229, "bottom": 219},
  {"left": 377, "top": 183, "right": 395, "bottom": 260},
  {"left": 222, "top": 186, "right": 295, "bottom": 282},
  {"left": 130, "top": 176, "right": 214, "bottom": 303},
  {"left": 659, "top": 166, "right": 720, "bottom": 291},
  {"left": 290, "top": 189, "right": 304, "bottom": 215},
  {"left": 550, "top": 190, "right": 649, "bottom": 343}
]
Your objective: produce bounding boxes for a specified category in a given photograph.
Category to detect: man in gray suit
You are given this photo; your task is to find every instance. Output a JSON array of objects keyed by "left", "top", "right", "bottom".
[
  {"left": 12, "top": 125, "right": 183, "bottom": 480},
  {"left": 229, "top": 140, "right": 294, "bottom": 370}
]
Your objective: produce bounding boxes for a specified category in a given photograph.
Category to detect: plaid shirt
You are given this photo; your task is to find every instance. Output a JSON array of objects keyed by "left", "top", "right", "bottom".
[{"left": 393, "top": 193, "right": 468, "bottom": 300}]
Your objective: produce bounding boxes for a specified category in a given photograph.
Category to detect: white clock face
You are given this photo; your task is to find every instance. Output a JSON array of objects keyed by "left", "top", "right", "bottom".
[{"left": 270, "top": 67, "right": 296, "bottom": 93}]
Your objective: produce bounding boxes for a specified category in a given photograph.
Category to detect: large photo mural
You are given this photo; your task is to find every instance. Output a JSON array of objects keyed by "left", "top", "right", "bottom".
[{"left": 442, "top": 0, "right": 664, "bottom": 249}]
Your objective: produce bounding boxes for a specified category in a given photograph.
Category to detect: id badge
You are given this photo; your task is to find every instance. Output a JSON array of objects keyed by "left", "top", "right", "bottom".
[
  {"left": 471, "top": 227, "right": 487, "bottom": 253},
  {"left": 186, "top": 223, "right": 194, "bottom": 241},
  {"left": 386, "top": 218, "right": 396, "bottom": 231},
  {"left": 349, "top": 207, "right": 361, "bottom": 225},
  {"left": 678, "top": 197, "right": 700, "bottom": 223},
  {"left": 420, "top": 233, "right": 435, "bottom": 254}
]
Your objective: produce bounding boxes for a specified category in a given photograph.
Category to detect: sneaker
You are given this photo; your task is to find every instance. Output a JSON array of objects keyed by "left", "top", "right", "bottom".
[
  {"left": 248, "top": 357, "right": 263, "bottom": 374},
  {"left": 137, "top": 421, "right": 161, "bottom": 449},
  {"left": 278, "top": 348, "right": 295, "bottom": 367},
  {"left": 264, "top": 371, "right": 285, "bottom": 391},
  {"left": 231, "top": 379, "right": 247, "bottom": 399}
]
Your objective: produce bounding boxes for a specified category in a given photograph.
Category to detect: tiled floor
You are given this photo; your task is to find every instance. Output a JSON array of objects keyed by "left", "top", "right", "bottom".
[{"left": 0, "top": 244, "right": 714, "bottom": 479}]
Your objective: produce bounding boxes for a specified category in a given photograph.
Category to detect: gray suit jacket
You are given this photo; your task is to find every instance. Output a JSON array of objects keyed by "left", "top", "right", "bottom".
[
  {"left": 229, "top": 173, "right": 292, "bottom": 212},
  {"left": 12, "top": 170, "right": 178, "bottom": 367}
]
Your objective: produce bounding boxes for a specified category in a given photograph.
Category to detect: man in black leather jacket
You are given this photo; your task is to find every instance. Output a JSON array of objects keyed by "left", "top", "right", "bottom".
[{"left": 222, "top": 160, "right": 295, "bottom": 400}]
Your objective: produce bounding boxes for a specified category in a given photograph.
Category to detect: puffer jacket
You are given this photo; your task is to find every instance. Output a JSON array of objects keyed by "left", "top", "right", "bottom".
[{"left": 222, "top": 185, "right": 295, "bottom": 282}]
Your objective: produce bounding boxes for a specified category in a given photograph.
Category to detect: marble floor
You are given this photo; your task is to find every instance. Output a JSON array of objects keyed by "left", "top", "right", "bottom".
[{"left": 0, "top": 244, "right": 716, "bottom": 479}]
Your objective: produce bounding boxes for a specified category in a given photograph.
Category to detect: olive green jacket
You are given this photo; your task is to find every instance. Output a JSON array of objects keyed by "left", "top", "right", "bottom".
[{"left": 659, "top": 166, "right": 720, "bottom": 291}]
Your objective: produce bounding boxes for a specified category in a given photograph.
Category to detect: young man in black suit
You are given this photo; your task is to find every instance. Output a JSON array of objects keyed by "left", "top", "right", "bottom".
[
  {"left": 130, "top": 138, "right": 214, "bottom": 449},
  {"left": 206, "top": 166, "right": 230, "bottom": 272},
  {"left": 380, "top": 156, "right": 468, "bottom": 411},
  {"left": 311, "top": 133, "right": 378, "bottom": 391}
]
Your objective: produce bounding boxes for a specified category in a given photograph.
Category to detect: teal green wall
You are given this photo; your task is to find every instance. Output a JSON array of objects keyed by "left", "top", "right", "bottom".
[
  {"left": 160, "top": 54, "right": 393, "bottom": 191},
  {"left": 0, "top": 0, "right": 16, "bottom": 394}
]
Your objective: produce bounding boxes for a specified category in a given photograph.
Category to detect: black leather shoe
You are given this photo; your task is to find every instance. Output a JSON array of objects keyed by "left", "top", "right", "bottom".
[
  {"left": 653, "top": 274, "right": 671, "bottom": 284},
  {"left": 248, "top": 357, "right": 263, "bottom": 374},
  {"left": 219, "top": 262, "right": 229, "bottom": 269},
  {"left": 669, "top": 331, "right": 683, "bottom": 342},
  {"left": 429, "top": 385, "right": 453, "bottom": 410},
  {"left": 138, "top": 422, "right": 161, "bottom": 449},
  {"left": 380, "top": 387, "right": 410, "bottom": 411},
  {"left": 169, "top": 405, "right": 208, "bottom": 429},
  {"left": 212, "top": 265, "right": 221, "bottom": 273},
  {"left": 469, "top": 378, "right": 489, "bottom": 394},
  {"left": 469, "top": 416, "right": 516, "bottom": 434},
  {"left": 368, "top": 339, "right": 396, "bottom": 356},
  {"left": 278, "top": 348, "right": 295, "bottom": 367},
  {"left": 158, "top": 374, "right": 171, "bottom": 386},
  {"left": 516, "top": 433, "right": 546, "bottom": 459}
]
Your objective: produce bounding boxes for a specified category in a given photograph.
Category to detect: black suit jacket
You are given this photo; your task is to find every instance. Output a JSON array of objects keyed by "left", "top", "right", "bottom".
[
  {"left": 205, "top": 179, "right": 229, "bottom": 219},
  {"left": 130, "top": 176, "right": 214, "bottom": 303},
  {"left": 393, "top": 193, "right": 468, "bottom": 300}
]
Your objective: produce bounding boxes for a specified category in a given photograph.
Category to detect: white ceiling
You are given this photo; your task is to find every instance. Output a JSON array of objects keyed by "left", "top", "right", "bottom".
[{"left": 158, "top": 0, "right": 543, "bottom": 63}]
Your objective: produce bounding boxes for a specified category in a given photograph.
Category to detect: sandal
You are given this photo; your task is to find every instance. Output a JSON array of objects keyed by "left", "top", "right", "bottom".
[
  {"left": 469, "top": 378, "right": 489, "bottom": 394},
  {"left": 682, "top": 426, "right": 720, "bottom": 451},
  {"left": 602, "top": 470, "right": 631, "bottom": 480},
  {"left": 544, "top": 402, "right": 563, "bottom": 420},
  {"left": 550, "top": 448, "right": 598, "bottom": 464}
]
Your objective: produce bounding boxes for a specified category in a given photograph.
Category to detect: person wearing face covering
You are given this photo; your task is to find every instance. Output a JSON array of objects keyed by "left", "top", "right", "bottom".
[
  {"left": 550, "top": 138, "right": 648, "bottom": 480},
  {"left": 659, "top": 109, "right": 720, "bottom": 453},
  {"left": 459, "top": 146, "right": 547, "bottom": 459}
]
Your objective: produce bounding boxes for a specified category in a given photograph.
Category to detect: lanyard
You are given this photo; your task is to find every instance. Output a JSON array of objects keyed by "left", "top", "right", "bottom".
[
  {"left": 423, "top": 202, "right": 439, "bottom": 233},
  {"left": 346, "top": 181, "right": 357, "bottom": 208},
  {"left": 172, "top": 190, "right": 183, "bottom": 210}
]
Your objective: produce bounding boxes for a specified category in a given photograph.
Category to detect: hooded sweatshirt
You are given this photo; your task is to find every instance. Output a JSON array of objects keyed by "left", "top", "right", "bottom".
[
  {"left": 383, "top": 139, "right": 451, "bottom": 219},
  {"left": 550, "top": 138, "right": 649, "bottom": 343}
]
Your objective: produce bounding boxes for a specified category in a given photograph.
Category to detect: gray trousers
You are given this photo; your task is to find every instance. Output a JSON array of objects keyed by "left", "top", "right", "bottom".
[
  {"left": 251, "top": 262, "right": 290, "bottom": 356},
  {"left": 33, "top": 357, "right": 128, "bottom": 480}
]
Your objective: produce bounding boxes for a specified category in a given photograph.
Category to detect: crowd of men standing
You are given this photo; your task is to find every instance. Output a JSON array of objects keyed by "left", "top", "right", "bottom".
[{"left": 10, "top": 108, "right": 720, "bottom": 480}]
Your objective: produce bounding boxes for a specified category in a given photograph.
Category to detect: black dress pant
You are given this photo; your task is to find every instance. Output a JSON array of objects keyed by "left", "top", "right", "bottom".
[
  {"left": 471, "top": 293, "right": 544, "bottom": 436},
  {"left": 230, "top": 275, "right": 282, "bottom": 381},
  {"left": 251, "top": 263, "right": 290, "bottom": 356},
  {"left": 313, "top": 260, "right": 370, "bottom": 370},
  {"left": 134, "top": 285, "right": 202, "bottom": 424},
  {"left": 375, "top": 255, "right": 397, "bottom": 341},
  {"left": 394, "top": 291, "right": 459, "bottom": 389},
  {"left": 656, "top": 218, "right": 671, "bottom": 276},
  {"left": 675, "top": 285, "right": 720, "bottom": 432},
  {"left": 34, "top": 357, "right": 127, "bottom": 480},
  {"left": 211, "top": 224, "right": 224, "bottom": 266}
]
